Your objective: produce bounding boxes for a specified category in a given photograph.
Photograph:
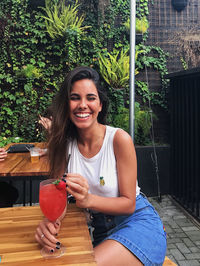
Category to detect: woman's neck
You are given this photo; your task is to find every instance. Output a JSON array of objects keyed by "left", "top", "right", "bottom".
[{"left": 77, "top": 123, "right": 106, "bottom": 158}]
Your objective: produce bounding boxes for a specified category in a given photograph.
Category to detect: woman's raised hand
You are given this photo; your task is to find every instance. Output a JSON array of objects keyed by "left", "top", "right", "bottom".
[
  {"left": 38, "top": 115, "right": 52, "bottom": 132},
  {"left": 35, "top": 218, "right": 61, "bottom": 253},
  {"left": 0, "top": 148, "right": 7, "bottom": 162},
  {"left": 65, "top": 173, "right": 90, "bottom": 208}
]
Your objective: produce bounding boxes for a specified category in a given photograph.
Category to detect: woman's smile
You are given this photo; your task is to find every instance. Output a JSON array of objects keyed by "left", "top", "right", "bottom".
[{"left": 74, "top": 112, "right": 91, "bottom": 120}]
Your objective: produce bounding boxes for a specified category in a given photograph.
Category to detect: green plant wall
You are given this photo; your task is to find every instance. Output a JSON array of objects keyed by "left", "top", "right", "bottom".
[
  {"left": 0, "top": 0, "right": 98, "bottom": 142},
  {"left": 0, "top": 0, "right": 168, "bottom": 146}
]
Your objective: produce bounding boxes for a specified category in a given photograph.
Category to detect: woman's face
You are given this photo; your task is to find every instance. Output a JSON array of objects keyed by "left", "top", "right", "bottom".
[{"left": 69, "top": 79, "right": 102, "bottom": 130}]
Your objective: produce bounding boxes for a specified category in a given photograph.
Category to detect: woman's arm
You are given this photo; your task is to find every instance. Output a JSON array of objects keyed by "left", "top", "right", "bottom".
[{"left": 66, "top": 129, "right": 137, "bottom": 215}]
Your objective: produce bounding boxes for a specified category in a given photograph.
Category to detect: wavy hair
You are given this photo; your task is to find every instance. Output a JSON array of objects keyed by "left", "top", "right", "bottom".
[{"left": 48, "top": 66, "right": 109, "bottom": 178}]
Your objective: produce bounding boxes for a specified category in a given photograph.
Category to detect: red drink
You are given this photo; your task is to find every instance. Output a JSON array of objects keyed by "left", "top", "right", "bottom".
[
  {"left": 40, "top": 183, "right": 66, "bottom": 221},
  {"left": 39, "top": 179, "right": 67, "bottom": 258}
]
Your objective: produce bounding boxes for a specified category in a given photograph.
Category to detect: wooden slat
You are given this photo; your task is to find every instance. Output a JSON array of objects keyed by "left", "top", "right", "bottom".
[
  {"left": 0, "top": 153, "right": 25, "bottom": 176},
  {"left": 9, "top": 155, "right": 49, "bottom": 176},
  {"left": 0, "top": 204, "right": 96, "bottom": 265}
]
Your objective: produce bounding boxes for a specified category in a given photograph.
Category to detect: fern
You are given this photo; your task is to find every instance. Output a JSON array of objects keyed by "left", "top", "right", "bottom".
[
  {"left": 98, "top": 47, "right": 145, "bottom": 89},
  {"left": 98, "top": 48, "right": 130, "bottom": 89},
  {"left": 40, "top": 0, "right": 90, "bottom": 39}
]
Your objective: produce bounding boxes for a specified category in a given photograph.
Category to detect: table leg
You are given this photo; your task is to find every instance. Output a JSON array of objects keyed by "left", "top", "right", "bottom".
[
  {"left": 23, "top": 180, "right": 26, "bottom": 206},
  {"left": 30, "top": 179, "right": 32, "bottom": 206}
]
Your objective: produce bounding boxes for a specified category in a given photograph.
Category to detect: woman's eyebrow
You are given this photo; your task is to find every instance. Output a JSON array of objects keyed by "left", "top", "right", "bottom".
[
  {"left": 70, "top": 93, "right": 79, "bottom": 96},
  {"left": 87, "top": 93, "right": 97, "bottom": 97},
  {"left": 70, "top": 93, "right": 97, "bottom": 97}
]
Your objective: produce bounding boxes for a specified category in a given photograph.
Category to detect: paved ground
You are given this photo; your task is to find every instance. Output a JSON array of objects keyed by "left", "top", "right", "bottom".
[{"left": 148, "top": 195, "right": 200, "bottom": 266}]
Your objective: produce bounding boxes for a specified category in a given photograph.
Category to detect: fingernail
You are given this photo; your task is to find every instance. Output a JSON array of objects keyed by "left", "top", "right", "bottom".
[
  {"left": 56, "top": 246, "right": 60, "bottom": 250},
  {"left": 55, "top": 233, "right": 58, "bottom": 236},
  {"left": 56, "top": 242, "right": 60, "bottom": 245},
  {"left": 55, "top": 220, "right": 60, "bottom": 226},
  {"left": 50, "top": 249, "right": 54, "bottom": 253}
]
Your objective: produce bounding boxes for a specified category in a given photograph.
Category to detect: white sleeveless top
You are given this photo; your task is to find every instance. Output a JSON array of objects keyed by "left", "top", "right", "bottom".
[{"left": 68, "top": 125, "right": 140, "bottom": 197}]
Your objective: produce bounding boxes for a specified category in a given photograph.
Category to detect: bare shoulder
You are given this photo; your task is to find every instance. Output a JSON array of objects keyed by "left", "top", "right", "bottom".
[
  {"left": 113, "top": 129, "right": 135, "bottom": 152},
  {"left": 114, "top": 128, "right": 133, "bottom": 143}
]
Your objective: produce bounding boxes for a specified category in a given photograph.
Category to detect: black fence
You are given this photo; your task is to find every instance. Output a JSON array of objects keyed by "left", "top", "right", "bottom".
[{"left": 166, "top": 68, "right": 200, "bottom": 222}]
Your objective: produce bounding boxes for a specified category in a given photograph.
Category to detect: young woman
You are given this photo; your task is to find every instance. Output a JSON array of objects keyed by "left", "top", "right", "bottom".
[{"left": 35, "top": 66, "right": 166, "bottom": 265}]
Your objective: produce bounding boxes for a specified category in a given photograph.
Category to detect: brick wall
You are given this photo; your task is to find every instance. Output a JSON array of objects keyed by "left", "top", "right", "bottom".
[{"left": 143, "top": 0, "right": 200, "bottom": 143}]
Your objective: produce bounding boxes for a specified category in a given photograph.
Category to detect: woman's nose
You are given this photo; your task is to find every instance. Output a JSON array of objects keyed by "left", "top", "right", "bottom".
[{"left": 78, "top": 99, "right": 87, "bottom": 108}]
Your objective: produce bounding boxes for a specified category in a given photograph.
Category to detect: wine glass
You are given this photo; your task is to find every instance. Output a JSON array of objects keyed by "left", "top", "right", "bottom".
[{"left": 39, "top": 178, "right": 67, "bottom": 258}]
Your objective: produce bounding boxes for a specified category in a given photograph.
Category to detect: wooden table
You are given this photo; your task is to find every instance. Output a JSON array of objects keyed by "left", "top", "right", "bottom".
[
  {"left": 0, "top": 143, "right": 49, "bottom": 205},
  {"left": 0, "top": 142, "right": 49, "bottom": 177},
  {"left": 0, "top": 204, "right": 96, "bottom": 265}
]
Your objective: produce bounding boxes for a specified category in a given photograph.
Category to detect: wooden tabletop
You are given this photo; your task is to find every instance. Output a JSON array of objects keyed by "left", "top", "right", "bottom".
[
  {"left": 0, "top": 204, "right": 96, "bottom": 265},
  {"left": 0, "top": 143, "right": 49, "bottom": 177}
]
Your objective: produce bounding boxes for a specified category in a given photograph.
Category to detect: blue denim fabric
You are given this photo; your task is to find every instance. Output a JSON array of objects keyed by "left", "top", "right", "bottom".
[{"left": 90, "top": 194, "right": 167, "bottom": 265}]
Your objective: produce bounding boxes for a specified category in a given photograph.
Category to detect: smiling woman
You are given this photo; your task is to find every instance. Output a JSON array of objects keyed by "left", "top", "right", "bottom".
[
  {"left": 35, "top": 66, "right": 166, "bottom": 265},
  {"left": 69, "top": 79, "right": 102, "bottom": 130}
]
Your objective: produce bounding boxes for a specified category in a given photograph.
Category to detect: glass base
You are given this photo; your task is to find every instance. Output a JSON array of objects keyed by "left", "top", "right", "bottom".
[{"left": 40, "top": 244, "right": 66, "bottom": 259}]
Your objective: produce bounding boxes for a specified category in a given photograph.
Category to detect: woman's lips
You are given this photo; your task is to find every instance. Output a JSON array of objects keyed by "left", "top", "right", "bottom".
[{"left": 75, "top": 113, "right": 91, "bottom": 118}]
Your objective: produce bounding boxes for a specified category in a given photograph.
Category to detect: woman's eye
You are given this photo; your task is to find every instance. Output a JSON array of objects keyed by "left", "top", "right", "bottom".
[
  {"left": 87, "top": 97, "right": 96, "bottom": 101},
  {"left": 70, "top": 96, "right": 79, "bottom": 100}
]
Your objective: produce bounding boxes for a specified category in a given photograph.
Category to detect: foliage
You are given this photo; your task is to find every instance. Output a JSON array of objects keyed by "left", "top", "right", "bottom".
[
  {"left": 98, "top": 47, "right": 146, "bottom": 89},
  {"left": 0, "top": 0, "right": 169, "bottom": 146},
  {"left": 40, "top": 0, "right": 89, "bottom": 39},
  {"left": 15, "top": 64, "right": 42, "bottom": 78},
  {"left": 136, "top": 16, "right": 149, "bottom": 34},
  {"left": 0, "top": 0, "right": 95, "bottom": 143},
  {"left": 124, "top": 17, "right": 149, "bottom": 34},
  {"left": 98, "top": 48, "right": 130, "bottom": 89},
  {"left": 0, "top": 136, "right": 23, "bottom": 148},
  {"left": 111, "top": 103, "right": 155, "bottom": 145},
  {"left": 136, "top": 0, "right": 150, "bottom": 18},
  {"left": 180, "top": 57, "right": 188, "bottom": 70},
  {"left": 135, "top": 44, "right": 169, "bottom": 108}
]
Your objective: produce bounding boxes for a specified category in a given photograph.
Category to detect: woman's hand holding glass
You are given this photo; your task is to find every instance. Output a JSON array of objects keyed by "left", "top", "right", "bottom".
[
  {"left": 36, "top": 179, "right": 67, "bottom": 258},
  {"left": 35, "top": 218, "right": 61, "bottom": 253}
]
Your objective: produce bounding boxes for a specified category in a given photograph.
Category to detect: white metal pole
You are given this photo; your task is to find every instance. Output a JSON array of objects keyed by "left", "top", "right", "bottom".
[{"left": 129, "top": 0, "right": 136, "bottom": 140}]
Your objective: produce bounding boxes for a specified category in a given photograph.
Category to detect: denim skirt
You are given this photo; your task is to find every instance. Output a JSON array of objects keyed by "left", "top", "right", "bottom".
[{"left": 90, "top": 194, "right": 167, "bottom": 266}]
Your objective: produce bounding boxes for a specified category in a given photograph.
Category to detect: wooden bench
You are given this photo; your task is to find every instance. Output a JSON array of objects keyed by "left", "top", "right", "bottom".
[{"left": 163, "top": 256, "right": 177, "bottom": 266}]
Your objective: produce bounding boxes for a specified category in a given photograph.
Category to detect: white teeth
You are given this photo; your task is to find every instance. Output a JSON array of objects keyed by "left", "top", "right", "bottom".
[{"left": 75, "top": 113, "right": 90, "bottom": 118}]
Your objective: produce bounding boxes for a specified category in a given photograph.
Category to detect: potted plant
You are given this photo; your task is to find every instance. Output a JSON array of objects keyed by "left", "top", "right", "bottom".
[
  {"left": 15, "top": 64, "right": 42, "bottom": 90},
  {"left": 135, "top": 16, "right": 149, "bottom": 44},
  {"left": 98, "top": 48, "right": 130, "bottom": 90},
  {"left": 124, "top": 17, "right": 149, "bottom": 44},
  {"left": 39, "top": 0, "right": 89, "bottom": 39},
  {"left": 98, "top": 47, "right": 145, "bottom": 90}
]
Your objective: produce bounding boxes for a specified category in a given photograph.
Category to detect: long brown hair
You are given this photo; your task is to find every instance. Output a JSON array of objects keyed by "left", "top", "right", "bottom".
[{"left": 48, "top": 66, "right": 109, "bottom": 178}]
